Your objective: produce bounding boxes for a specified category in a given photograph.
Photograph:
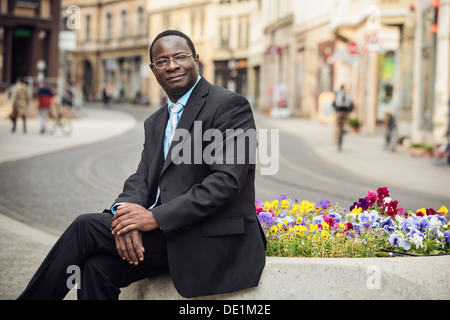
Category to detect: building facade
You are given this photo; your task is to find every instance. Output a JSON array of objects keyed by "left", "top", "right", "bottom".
[
  {"left": 61, "top": 0, "right": 149, "bottom": 103},
  {"left": 0, "top": 0, "right": 61, "bottom": 93},
  {"left": 56, "top": 0, "right": 449, "bottom": 147},
  {"left": 147, "top": 0, "right": 257, "bottom": 107}
]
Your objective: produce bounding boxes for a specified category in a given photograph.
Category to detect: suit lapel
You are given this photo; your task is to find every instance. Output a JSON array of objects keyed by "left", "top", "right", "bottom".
[{"left": 160, "top": 78, "right": 210, "bottom": 176}]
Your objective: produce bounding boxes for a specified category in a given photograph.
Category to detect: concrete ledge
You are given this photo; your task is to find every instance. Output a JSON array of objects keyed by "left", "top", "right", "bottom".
[{"left": 119, "top": 256, "right": 450, "bottom": 300}]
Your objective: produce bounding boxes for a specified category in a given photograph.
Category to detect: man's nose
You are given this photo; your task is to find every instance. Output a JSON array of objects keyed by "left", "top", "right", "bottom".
[{"left": 166, "top": 59, "right": 179, "bottom": 70}]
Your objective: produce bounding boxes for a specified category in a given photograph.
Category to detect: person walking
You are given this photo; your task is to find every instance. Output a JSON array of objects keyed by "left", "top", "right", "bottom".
[
  {"left": 36, "top": 80, "right": 54, "bottom": 134},
  {"left": 10, "top": 77, "right": 29, "bottom": 134},
  {"left": 332, "top": 85, "right": 354, "bottom": 151},
  {"left": 18, "top": 30, "right": 266, "bottom": 300}
]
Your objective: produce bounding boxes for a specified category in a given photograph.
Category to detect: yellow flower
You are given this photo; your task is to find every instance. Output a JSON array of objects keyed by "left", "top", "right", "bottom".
[
  {"left": 309, "top": 224, "right": 318, "bottom": 232},
  {"left": 296, "top": 216, "right": 303, "bottom": 224},
  {"left": 417, "top": 208, "right": 427, "bottom": 216},
  {"left": 437, "top": 206, "right": 448, "bottom": 215},
  {"left": 284, "top": 227, "right": 294, "bottom": 234},
  {"left": 272, "top": 200, "right": 279, "bottom": 208},
  {"left": 294, "top": 225, "right": 307, "bottom": 237},
  {"left": 299, "top": 200, "right": 315, "bottom": 213},
  {"left": 322, "top": 221, "right": 329, "bottom": 230},
  {"left": 269, "top": 225, "right": 277, "bottom": 234},
  {"left": 321, "top": 230, "right": 330, "bottom": 239},
  {"left": 264, "top": 201, "right": 272, "bottom": 210},
  {"left": 351, "top": 205, "right": 362, "bottom": 216},
  {"left": 281, "top": 199, "right": 290, "bottom": 208},
  {"left": 336, "top": 222, "right": 346, "bottom": 231}
]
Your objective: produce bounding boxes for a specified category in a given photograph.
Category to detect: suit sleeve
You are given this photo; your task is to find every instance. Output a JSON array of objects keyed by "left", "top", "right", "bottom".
[{"left": 152, "top": 94, "right": 256, "bottom": 239}]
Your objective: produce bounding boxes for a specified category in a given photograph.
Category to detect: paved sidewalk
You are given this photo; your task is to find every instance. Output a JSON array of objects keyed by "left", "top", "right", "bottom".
[{"left": 0, "top": 105, "right": 449, "bottom": 300}]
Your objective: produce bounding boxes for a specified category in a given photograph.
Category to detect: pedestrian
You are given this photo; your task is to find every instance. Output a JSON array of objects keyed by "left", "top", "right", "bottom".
[
  {"left": 36, "top": 79, "right": 54, "bottom": 134},
  {"left": 384, "top": 108, "right": 397, "bottom": 151},
  {"left": 10, "top": 76, "right": 29, "bottom": 134},
  {"left": 73, "top": 80, "right": 83, "bottom": 114},
  {"left": 102, "top": 83, "right": 113, "bottom": 108},
  {"left": 332, "top": 84, "right": 354, "bottom": 151},
  {"left": 18, "top": 30, "right": 266, "bottom": 300}
]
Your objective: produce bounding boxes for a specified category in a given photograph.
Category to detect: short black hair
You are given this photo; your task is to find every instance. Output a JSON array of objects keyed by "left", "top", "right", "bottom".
[{"left": 149, "top": 30, "right": 197, "bottom": 63}]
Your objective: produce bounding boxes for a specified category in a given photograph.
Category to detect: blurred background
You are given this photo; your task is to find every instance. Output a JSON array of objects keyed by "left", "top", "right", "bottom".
[{"left": 0, "top": 0, "right": 449, "bottom": 148}]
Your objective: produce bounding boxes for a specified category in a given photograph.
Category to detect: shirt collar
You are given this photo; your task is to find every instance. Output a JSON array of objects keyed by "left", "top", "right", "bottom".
[{"left": 167, "top": 75, "right": 201, "bottom": 109}]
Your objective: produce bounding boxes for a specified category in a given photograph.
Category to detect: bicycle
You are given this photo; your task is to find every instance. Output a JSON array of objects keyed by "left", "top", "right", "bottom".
[{"left": 48, "top": 104, "right": 73, "bottom": 136}]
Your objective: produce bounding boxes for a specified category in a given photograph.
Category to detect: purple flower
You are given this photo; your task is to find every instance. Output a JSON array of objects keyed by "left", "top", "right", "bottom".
[
  {"left": 407, "top": 227, "right": 425, "bottom": 239},
  {"left": 328, "top": 212, "right": 342, "bottom": 223},
  {"left": 381, "top": 218, "right": 394, "bottom": 234},
  {"left": 428, "top": 229, "right": 438, "bottom": 240},
  {"left": 316, "top": 198, "right": 332, "bottom": 209},
  {"left": 347, "top": 232, "right": 356, "bottom": 238},
  {"left": 402, "top": 218, "right": 413, "bottom": 233},
  {"left": 276, "top": 194, "right": 288, "bottom": 202},
  {"left": 444, "top": 231, "right": 450, "bottom": 244},
  {"left": 350, "top": 198, "right": 370, "bottom": 211},
  {"left": 312, "top": 215, "right": 324, "bottom": 225},
  {"left": 414, "top": 217, "right": 429, "bottom": 233},
  {"left": 389, "top": 234, "right": 399, "bottom": 246},
  {"left": 258, "top": 211, "right": 275, "bottom": 227},
  {"left": 400, "top": 239, "right": 411, "bottom": 251}
]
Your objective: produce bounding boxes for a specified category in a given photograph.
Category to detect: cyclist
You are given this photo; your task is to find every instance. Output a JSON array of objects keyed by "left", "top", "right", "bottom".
[{"left": 332, "top": 85, "right": 354, "bottom": 151}]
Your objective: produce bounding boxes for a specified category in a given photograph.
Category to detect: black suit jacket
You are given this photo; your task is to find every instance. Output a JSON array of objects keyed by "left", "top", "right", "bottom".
[{"left": 114, "top": 77, "right": 266, "bottom": 298}]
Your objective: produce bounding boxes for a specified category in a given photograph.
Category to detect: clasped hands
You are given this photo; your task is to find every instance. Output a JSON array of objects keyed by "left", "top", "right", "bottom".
[{"left": 111, "top": 203, "right": 160, "bottom": 266}]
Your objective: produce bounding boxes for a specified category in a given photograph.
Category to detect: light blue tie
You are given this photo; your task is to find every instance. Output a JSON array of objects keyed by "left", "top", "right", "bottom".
[
  {"left": 164, "top": 102, "right": 184, "bottom": 159},
  {"left": 150, "top": 102, "right": 184, "bottom": 210}
]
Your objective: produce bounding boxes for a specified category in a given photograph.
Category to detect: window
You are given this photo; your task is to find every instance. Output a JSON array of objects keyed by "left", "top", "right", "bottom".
[
  {"left": 137, "top": 7, "right": 145, "bottom": 36},
  {"left": 106, "top": 12, "right": 113, "bottom": 40},
  {"left": 85, "top": 14, "right": 91, "bottom": 41},
  {"left": 121, "top": 10, "right": 128, "bottom": 37},
  {"left": 238, "top": 16, "right": 249, "bottom": 48},
  {"left": 219, "top": 18, "right": 231, "bottom": 48}
]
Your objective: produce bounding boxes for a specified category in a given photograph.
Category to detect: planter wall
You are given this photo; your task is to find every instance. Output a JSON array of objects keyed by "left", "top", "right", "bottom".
[{"left": 117, "top": 256, "right": 450, "bottom": 300}]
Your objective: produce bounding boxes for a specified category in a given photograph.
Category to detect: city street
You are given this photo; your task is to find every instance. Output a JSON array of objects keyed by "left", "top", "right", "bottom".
[{"left": 0, "top": 104, "right": 448, "bottom": 235}]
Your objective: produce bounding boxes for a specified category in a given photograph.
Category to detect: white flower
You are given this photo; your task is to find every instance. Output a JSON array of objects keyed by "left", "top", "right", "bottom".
[
  {"left": 383, "top": 197, "right": 392, "bottom": 204},
  {"left": 428, "top": 216, "right": 442, "bottom": 230},
  {"left": 368, "top": 209, "right": 378, "bottom": 222},
  {"left": 410, "top": 233, "right": 424, "bottom": 249}
]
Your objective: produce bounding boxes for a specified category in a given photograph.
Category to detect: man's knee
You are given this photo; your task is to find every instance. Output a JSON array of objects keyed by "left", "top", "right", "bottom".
[
  {"left": 70, "top": 213, "right": 112, "bottom": 236},
  {"left": 73, "top": 212, "right": 110, "bottom": 225}
]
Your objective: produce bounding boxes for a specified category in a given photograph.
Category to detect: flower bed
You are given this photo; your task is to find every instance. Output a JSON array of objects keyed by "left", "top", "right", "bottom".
[{"left": 256, "top": 187, "right": 449, "bottom": 258}]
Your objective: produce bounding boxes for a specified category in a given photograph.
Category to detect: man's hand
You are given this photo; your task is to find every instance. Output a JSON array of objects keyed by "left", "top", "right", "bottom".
[
  {"left": 111, "top": 203, "right": 160, "bottom": 236},
  {"left": 114, "top": 230, "right": 145, "bottom": 265}
]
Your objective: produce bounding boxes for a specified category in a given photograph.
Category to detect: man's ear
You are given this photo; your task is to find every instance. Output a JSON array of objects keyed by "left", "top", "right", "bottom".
[
  {"left": 195, "top": 54, "right": 200, "bottom": 70},
  {"left": 149, "top": 64, "right": 156, "bottom": 76}
]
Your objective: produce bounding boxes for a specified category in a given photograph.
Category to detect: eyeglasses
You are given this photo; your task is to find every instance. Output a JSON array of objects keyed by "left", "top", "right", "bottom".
[{"left": 151, "top": 54, "right": 193, "bottom": 69}]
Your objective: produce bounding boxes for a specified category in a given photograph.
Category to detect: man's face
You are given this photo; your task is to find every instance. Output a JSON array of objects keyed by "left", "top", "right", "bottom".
[{"left": 150, "top": 35, "right": 200, "bottom": 102}]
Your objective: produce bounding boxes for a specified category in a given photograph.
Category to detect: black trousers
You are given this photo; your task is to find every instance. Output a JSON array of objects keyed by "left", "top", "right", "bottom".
[{"left": 17, "top": 213, "right": 169, "bottom": 300}]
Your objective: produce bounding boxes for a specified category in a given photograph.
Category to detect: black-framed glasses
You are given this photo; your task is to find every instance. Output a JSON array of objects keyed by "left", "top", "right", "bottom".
[{"left": 151, "top": 54, "right": 193, "bottom": 69}]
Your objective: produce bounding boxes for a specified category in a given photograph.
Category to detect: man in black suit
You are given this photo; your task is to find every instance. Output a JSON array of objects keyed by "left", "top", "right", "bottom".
[{"left": 18, "top": 30, "right": 266, "bottom": 300}]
